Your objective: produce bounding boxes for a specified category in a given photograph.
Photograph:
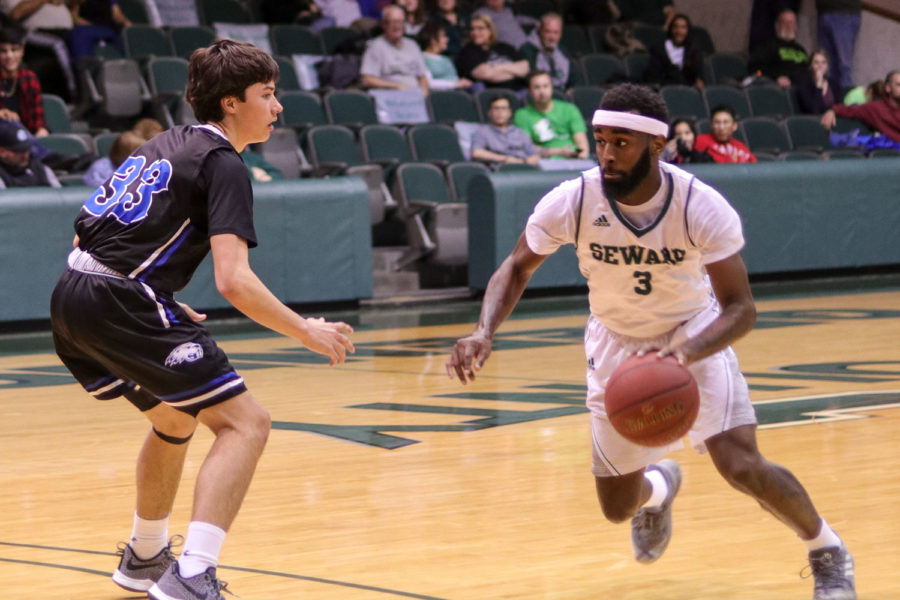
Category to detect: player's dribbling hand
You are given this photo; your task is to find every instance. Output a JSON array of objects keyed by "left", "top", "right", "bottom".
[
  {"left": 301, "top": 317, "right": 355, "bottom": 366},
  {"left": 446, "top": 333, "right": 492, "bottom": 384}
]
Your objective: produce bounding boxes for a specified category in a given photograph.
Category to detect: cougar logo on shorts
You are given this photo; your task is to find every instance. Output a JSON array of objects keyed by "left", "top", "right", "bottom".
[{"left": 165, "top": 342, "right": 204, "bottom": 367}]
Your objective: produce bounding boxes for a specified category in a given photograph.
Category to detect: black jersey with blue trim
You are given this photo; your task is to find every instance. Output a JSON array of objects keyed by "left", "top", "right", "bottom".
[{"left": 74, "top": 125, "right": 257, "bottom": 294}]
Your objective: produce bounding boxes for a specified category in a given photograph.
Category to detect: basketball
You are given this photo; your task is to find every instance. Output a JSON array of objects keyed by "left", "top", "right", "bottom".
[{"left": 604, "top": 353, "right": 700, "bottom": 447}]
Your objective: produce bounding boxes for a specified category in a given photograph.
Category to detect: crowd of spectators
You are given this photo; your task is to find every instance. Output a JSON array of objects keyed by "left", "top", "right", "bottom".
[{"left": 0, "top": 0, "right": 896, "bottom": 194}]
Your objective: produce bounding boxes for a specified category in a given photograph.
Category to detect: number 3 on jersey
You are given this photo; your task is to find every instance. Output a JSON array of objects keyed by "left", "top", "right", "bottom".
[
  {"left": 83, "top": 156, "right": 172, "bottom": 224},
  {"left": 633, "top": 270, "right": 652, "bottom": 295}
]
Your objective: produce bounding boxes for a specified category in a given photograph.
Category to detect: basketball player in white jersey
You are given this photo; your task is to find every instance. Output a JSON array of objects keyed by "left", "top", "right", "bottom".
[{"left": 446, "top": 83, "right": 856, "bottom": 600}]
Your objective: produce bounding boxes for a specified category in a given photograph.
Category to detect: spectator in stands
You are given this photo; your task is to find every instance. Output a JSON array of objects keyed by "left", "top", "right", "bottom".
[
  {"left": 748, "top": 8, "right": 809, "bottom": 89},
  {"left": 694, "top": 105, "right": 757, "bottom": 163},
  {"left": 1, "top": 0, "right": 76, "bottom": 100},
  {"left": 429, "top": 0, "right": 468, "bottom": 58},
  {"left": 749, "top": 0, "right": 800, "bottom": 50},
  {"left": 472, "top": 0, "right": 529, "bottom": 49},
  {"left": 455, "top": 14, "right": 528, "bottom": 90},
  {"left": 795, "top": 49, "right": 842, "bottom": 115},
  {"left": 644, "top": 13, "right": 705, "bottom": 89},
  {"left": 0, "top": 26, "right": 48, "bottom": 136},
  {"left": 514, "top": 69, "right": 588, "bottom": 159},
  {"left": 520, "top": 12, "right": 574, "bottom": 93},
  {"left": 611, "top": 0, "right": 674, "bottom": 28},
  {"left": 418, "top": 20, "right": 470, "bottom": 90},
  {"left": 843, "top": 78, "right": 884, "bottom": 105},
  {"left": 68, "top": 0, "right": 131, "bottom": 63},
  {"left": 83, "top": 117, "right": 163, "bottom": 186},
  {"left": 471, "top": 94, "right": 539, "bottom": 168},
  {"left": 359, "top": 5, "right": 429, "bottom": 94},
  {"left": 821, "top": 70, "right": 900, "bottom": 143},
  {"left": 395, "top": 0, "right": 424, "bottom": 35},
  {"left": 0, "top": 119, "right": 59, "bottom": 187},
  {"left": 661, "top": 117, "right": 713, "bottom": 164},
  {"left": 82, "top": 128, "right": 143, "bottom": 187},
  {"left": 816, "top": 0, "right": 860, "bottom": 90}
]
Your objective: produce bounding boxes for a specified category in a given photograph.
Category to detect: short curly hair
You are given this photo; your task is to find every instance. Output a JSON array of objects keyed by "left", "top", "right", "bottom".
[
  {"left": 599, "top": 83, "right": 669, "bottom": 125},
  {"left": 187, "top": 40, "right": 279, "bottom": 123}
]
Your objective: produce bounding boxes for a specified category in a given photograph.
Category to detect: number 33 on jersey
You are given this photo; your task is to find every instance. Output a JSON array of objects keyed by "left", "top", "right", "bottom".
[{"left": 83, "top": 156, "right": 173, "bottom": 225}]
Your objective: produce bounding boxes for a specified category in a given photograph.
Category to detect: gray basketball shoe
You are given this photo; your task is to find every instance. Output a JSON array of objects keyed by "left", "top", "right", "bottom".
[
  {"left": 149, "top": 562, "right": 231, "bottom": 600},
  {"left": 808, "top": 545, "right": 857, "bottom": 600},
  {"left": 112, "top": 536, "right": 181, "bottom": 592},
  {"left": 630, "top": 459, "right": 682, "bottom": 563}
]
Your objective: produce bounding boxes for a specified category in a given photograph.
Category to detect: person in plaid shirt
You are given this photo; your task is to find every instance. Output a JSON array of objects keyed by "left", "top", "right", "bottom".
[{"left": 0, "top": 26, "right": 48, "bottom": 137}]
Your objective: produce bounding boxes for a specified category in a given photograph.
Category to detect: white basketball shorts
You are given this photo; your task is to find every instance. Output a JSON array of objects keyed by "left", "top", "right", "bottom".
[{"left": 585, "top": 305, "right": 758, "bottom": 477}]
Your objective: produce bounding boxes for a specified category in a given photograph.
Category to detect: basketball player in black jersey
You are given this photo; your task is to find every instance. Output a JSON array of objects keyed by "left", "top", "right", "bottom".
[{"left": 50, "top": 40, "right": 355, "bottom": 600}]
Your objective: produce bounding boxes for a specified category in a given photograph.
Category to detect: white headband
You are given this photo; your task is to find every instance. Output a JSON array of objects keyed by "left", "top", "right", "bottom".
[{"left": 592, "top": 110, "right": 669, "bottom": 138}]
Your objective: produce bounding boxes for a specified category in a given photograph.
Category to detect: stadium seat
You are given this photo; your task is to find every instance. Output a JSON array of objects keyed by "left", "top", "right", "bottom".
[
  {"left": 319, "top": 26, "right": 358, "bottom": 54},
  {"left": 447, "top": 161, "right": 490, "bottom": 203},
  {"left": 429, "top": 90, "right": 480, "bottom": 124},
  {"left": 569, "top": 85, "right": 605, "bottom": 124},
  {"left": 82, "top": 58, "right": 152, "bottom": 120},
  {"left": 746, "top": 85, "right": 793, "bottom": 120},
  {"left": 270, "top": 24, "right": 323, "bottom": 56},
  {"left": 360, "top": 124, "right": 414, "bottom": 175},
  {"left": 741, "top": 117, "right": 791, "bottom": 155},
  {"left": 785, "top": 115, "right": 831, "bottom": 153},
  {"left": 704, "top": 85, "right": 751, "bottom": 120},
  {"left": 708, "top": 52, "right": 748, "bottom": 85},
  {"left": 257, "top": 127, "right": 308, "bottom": 178},
  {"left": 147, "top": 56, "right": 188, "bottom": 128},
  {"left": 41, "top": 133, "right": 92, "bottom": 156},
  {"left": 278, "top": 90, "right": 328, "bottom": 133},
  {"left": 586, "top": 25, "right": 608, "bottom": 54},
  {"left": 42, "top": 93, "right": 71, "bottom": 133},
  {"left": 199, "top": 0, "right": 252, "bottom": 24},
  {"left": 661, "top": 85, "right": 708, "bottom": 120},
  {"left": 393, "top": 162, "right": 467, "bottom": 267},
  {"left": 692, "top": 26, "right": 715, "bottom": 55},
  {"left": 118, "top": 0, "right": 150, "bottom": 24},
  {"left": 580, "top": 53, "right": 626, "bottom": 86},
  {"left": 169, "top": 26, "right": 216, "bottom": 59},
  {"left": 324, "top": 89, "right": 378, "bottom": 129},
  {"left": 407, "top": 123, "right": 466, "bottom": 166},
  {"left": 123, "top": 25, "right": 175, "bottom": 59},
  {"left": 273, "top": 55, "right": 301, "bottom": 91},
  {"left": 832, "top": 116, "right": 872, "bottom": 135},
  {"left": 779, "top": 150, "right": 821, "bottom": 161},
  {"left": 624, "top": 53, "right": 650, "bottom": 81},
  {"left": 305, "top": 124, "right": 394, "bottom": 224},
  {"left": 93, "top": 131, "right": 118, "bottom": 157},
  {"left": 560, "top": 25, "right": 593, "bottom": 58}
]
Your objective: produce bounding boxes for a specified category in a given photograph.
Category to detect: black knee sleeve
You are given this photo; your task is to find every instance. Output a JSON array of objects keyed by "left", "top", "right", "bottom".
[{"left": 152, "top": 427, "right": 194, "bottom": 445}]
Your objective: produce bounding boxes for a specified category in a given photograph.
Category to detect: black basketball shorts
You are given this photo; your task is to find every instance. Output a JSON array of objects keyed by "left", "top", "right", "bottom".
[{"left": 50, "top": 268, "right": 247, "bottom": 416}]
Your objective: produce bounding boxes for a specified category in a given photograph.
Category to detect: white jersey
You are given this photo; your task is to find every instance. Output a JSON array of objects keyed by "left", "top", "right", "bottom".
[{"left": 525, "top": 163, "right": 744, "bottom": 338}]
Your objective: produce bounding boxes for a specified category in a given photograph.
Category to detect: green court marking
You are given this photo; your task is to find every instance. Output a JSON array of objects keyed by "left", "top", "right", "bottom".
[{"left": 0, "top": 541, "right": 447, "bottom": 599}]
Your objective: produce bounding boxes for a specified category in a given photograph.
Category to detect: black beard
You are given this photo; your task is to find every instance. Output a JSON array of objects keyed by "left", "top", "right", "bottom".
[{"left": 600, "top": 147, "right": 652, "bottom": 201}]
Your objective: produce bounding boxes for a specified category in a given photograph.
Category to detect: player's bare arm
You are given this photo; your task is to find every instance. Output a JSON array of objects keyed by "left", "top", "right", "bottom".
[
  {"left": 210, "top": 233, "right": 354, "bottom": 365},
  {"left": 660, "top": 252, "right": 756, "bottom": 365},
  {"left": 447, "top": 233, "right": 547, "bottom": 383}
]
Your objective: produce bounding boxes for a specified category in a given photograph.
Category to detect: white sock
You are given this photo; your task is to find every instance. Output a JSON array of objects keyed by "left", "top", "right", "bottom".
[
  {"left": 804, "top": 518, "right": 843, "bottom": 552},
  {"left": 642, "top": 469, "right": 669, "bottom": 509},
  {"left": 130, "top": 513, "right": 169, "bottom": 560},
  {"left": 179, "top": 521, "right": 226, "bottom": 578}
]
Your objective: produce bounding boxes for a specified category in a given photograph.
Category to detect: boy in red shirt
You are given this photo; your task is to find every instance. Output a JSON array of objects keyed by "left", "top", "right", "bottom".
[{"left": 694, "top": 105, "right": 758, "bottom": 163}]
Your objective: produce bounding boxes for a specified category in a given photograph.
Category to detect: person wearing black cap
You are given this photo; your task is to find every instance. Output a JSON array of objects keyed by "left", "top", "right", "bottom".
[{"left": 0, "top": 119, "right": 58, "bottom": 187}]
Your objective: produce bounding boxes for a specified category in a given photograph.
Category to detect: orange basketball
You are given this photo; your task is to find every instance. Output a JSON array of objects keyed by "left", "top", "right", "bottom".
[{"left": 604, "top": 353, "right": 700, "bottom": 447}]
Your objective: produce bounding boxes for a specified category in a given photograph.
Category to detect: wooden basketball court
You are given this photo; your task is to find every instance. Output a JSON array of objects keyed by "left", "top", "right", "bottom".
[{"left": 1, "top": 285, "right": 898, "bottom": 599}]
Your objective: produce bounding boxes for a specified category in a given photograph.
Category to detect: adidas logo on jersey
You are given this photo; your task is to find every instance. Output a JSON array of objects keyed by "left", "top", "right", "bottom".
[{"left": 593, "top": 214, "right": 611, "bottom": 227}]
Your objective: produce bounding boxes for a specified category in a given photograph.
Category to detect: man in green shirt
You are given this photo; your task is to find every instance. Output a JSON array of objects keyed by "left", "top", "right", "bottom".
[{"left": 514, "top": 70, "right": 589, "bottom": 159}]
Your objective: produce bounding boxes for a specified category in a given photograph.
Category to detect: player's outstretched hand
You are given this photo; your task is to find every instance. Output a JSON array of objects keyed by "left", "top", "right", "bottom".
[
  {"left": 301, "top": 317, "right": 355, "bottom": 366},
  {"left": 446, "top": 333, "right": 492, "bottom": 385}
]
